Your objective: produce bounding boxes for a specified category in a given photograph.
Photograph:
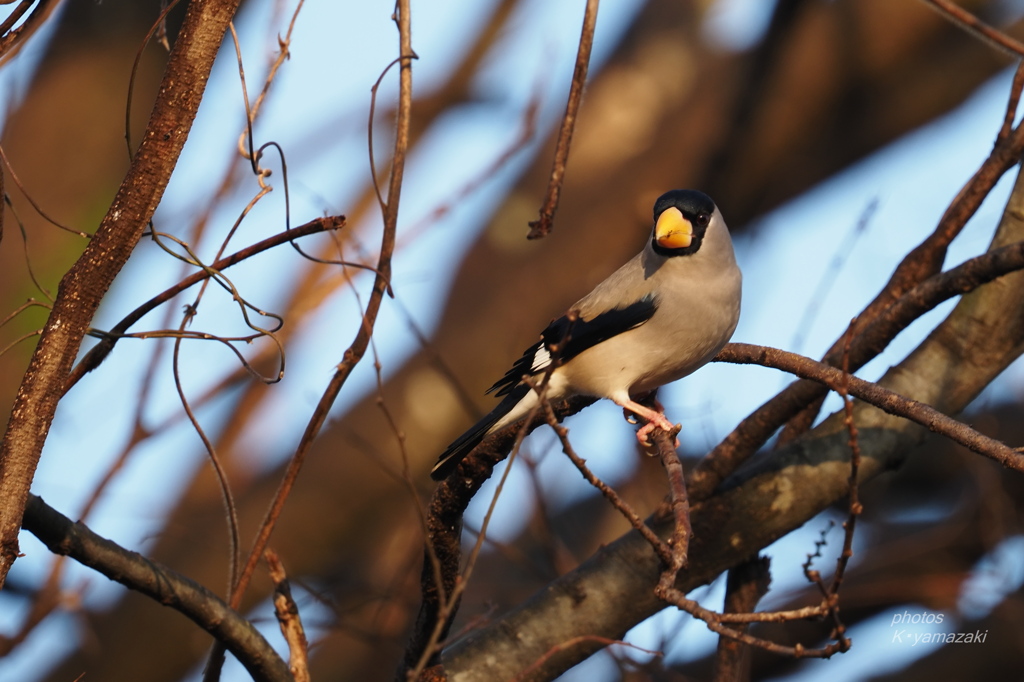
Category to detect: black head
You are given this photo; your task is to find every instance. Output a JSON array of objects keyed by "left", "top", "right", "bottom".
[{"left": 651, "top": 189, "right": 717, "bottom": 257}]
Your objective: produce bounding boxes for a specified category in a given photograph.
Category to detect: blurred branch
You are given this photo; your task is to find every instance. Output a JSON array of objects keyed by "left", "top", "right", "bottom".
[
  {"left": 703, "top": 0, "right": 810, "bottom": 197},
  {"left": 0, "top": 0, "right": 243, "bottom": 592},
  {"left": 404, "top": 341, "right": 573, "bottom": 679},
  {"left": 32, "top": 1, "right": 1024, "bottom": 679},
  {"left": 20, "top": 495, "right": 292, "bottom": 682},
  {"left": 526, "top": 0, "right": 598, "bottom": 240},
  {"left": 0, "top": 0, "right": 62, "bottom": 65},
  {"left": 408, "top": 234, "right": 1024, "bottom": 679},
  {"left": 713, "top": 557, "right": 772, "bottom": 682},
  {"left": 413, "top": 340, "right": 948, "bottom": 675},
  {"left": 36, "top": 2, "right": 534, "bottom": 670}
]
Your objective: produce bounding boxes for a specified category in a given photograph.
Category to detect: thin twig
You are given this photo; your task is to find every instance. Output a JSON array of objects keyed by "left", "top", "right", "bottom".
[
  {"left": 832, "top": 327, "right": 862, "bottom": 599},
  {"left": 66, "top": 215, "right": 344, "bottom": 391},
  {"left": 658, "top": 584, "right": 848, "bottom": 660},
  {"left": 526, "top": 0, "right": 599, "bottom": 239},
  {"left": 923, "top": 0, "right": 1024, "bottom": 58},
  {"left": 172, "top": 328, "right": 241, "bottom": 605},
  {"left": 0, "top": 144, "right": 88, "bottom": 237},
  {"left": 654, "top": 428, "right": 691, "bottom": 573},
  {"left": 716, "top": 343, "right": 1024, "bottom": 471},
  {"left": 538, "top": 397, "right": 672, "bottom": 565},
  {"left": 223, "top": 0, "right": 413, "bottom": 635},
  {"left": 265, "top": 549, "right": 311, "bottom": 682},
  {"left": 789, "top": 199, "right": 876, "bottom": 353}
]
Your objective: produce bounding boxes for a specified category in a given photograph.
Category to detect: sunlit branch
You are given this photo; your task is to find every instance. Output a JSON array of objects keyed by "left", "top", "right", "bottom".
[{"left": 21, "top": 495, "right": 291, "bottom": 682}]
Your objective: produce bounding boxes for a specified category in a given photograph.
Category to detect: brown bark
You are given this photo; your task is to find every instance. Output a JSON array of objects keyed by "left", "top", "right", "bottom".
[{"left": 0, "top": 0, "right": 242, "bottom": 589}]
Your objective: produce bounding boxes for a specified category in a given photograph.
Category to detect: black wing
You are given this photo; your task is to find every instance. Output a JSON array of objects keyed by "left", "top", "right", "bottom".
[
  {"left": 487, "top": 294, "right": 658, "bottom": 397},
  {"left": 430, "top": 383, "right": 531, "bottom": 480}
]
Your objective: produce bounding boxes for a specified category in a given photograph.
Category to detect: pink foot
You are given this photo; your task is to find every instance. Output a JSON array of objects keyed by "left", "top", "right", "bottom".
[
  {"left": 616, "top": 397, "right": 680, "bottom": 448},
  {"left": 635, "top": 417, "right": 681, "bottom": 448}
]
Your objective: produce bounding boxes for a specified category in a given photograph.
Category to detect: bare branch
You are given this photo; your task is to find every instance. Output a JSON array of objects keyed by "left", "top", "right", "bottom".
[
  {"left": 773, "top": 96, "right": 1024, "bottom": 446},
  {"left": 439, "top": 164, "right": 1024, "bottom": 677},
  {"left": 20, "top": 495, "right": 292, "bottom": 682},
  {"left": 265, "top": 549, "right": 310, "bottom": 682},
  {"left": 526, "top": 0, "right": 599, "bottom": 239},
  {"left": 694, "top": 225, "right": 1024, "bottom": 498},
  {"left": 224, "top": 0, "right": 414, "bottom": 633},
  {"left": 0, "top": 0, "right": 62, "bottom": 65},
  {"left": 66, "top": 215, "right": 345, "bottom": 391},
  {"left": 716, "top": 343, "right": 1024, "bottom": 472},
  {"left": 923, "top": 0, "right": 1024, "bottom": 58},
  {"left": 0, "top": 0, "right": 245, "bottom": 591}
]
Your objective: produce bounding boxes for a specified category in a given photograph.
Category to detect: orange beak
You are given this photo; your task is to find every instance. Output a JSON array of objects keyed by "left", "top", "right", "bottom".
[{"left": 655, "top": 207, "right": 693, "bottom": 249}]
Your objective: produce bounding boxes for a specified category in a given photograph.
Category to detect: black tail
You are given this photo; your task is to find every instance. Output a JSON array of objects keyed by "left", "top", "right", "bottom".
[{"left": 430, "top": 385, "right": 529, "bottom": 480}]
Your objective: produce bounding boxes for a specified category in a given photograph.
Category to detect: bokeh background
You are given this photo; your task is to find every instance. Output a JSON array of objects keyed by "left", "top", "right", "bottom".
[{"left": 2, "top": 0, "right": 1024, "bottom": 680}]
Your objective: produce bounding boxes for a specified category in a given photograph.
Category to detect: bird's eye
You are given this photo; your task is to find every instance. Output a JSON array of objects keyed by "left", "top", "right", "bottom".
[{"left": 696, "top": 212, "right": 710, "bottom": 226}]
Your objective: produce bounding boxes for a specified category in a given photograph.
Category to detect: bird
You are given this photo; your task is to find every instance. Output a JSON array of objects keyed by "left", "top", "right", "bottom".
[{"left": 430, "top": 189, "right": 742, "bottom": 481}]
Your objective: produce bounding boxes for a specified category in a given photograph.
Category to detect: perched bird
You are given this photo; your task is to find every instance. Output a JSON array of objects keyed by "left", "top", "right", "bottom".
[{"left": 430, "top": 189, "right": 742, "bottom": 481}]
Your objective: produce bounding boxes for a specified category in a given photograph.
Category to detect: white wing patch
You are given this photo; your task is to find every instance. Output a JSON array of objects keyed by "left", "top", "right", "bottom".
[{"left": 530, "top": 345, "right": 552, "bottom": 372}]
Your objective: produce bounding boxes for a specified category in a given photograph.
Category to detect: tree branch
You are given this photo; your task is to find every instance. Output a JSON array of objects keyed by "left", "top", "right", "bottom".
[
  {"left": 716, "top": 342, "right": 1024, "bottom": 472},
  {"left": 526, "top": 0, "right": 599, "bottom": 240},
  {"left": 205, "top": 5, "right": 415, "bottom": 677},
  {"left": 0, "top": 0, "right": 244, "bottom": 590},
  {"left": 20, "top": 495, "right": 291, "bottom": 682},
  {"left": 66, "top": 215, "right": 346, "bottom": 391},
  {"left": 693, "top": 164, "right": 1024, "bottom": 498}
]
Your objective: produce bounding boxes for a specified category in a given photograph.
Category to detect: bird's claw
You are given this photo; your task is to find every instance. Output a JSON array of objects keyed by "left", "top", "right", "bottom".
[{"left": 635, "top": 420, "right": 681, "bottom": 453}]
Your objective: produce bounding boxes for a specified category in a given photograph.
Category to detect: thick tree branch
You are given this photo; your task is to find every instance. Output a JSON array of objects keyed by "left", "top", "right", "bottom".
[
  {"left": 774, "top": 59, "right": 1024, "bottom": 444},
  {"left": 20, "top": 495, "right": 291, "bottom": 682},
  {"left": 693, "top": 156, "right": 1024, "bottom": 498},
  {"left": 0, "top": 0, "right": 243, "bottom": 590}
]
